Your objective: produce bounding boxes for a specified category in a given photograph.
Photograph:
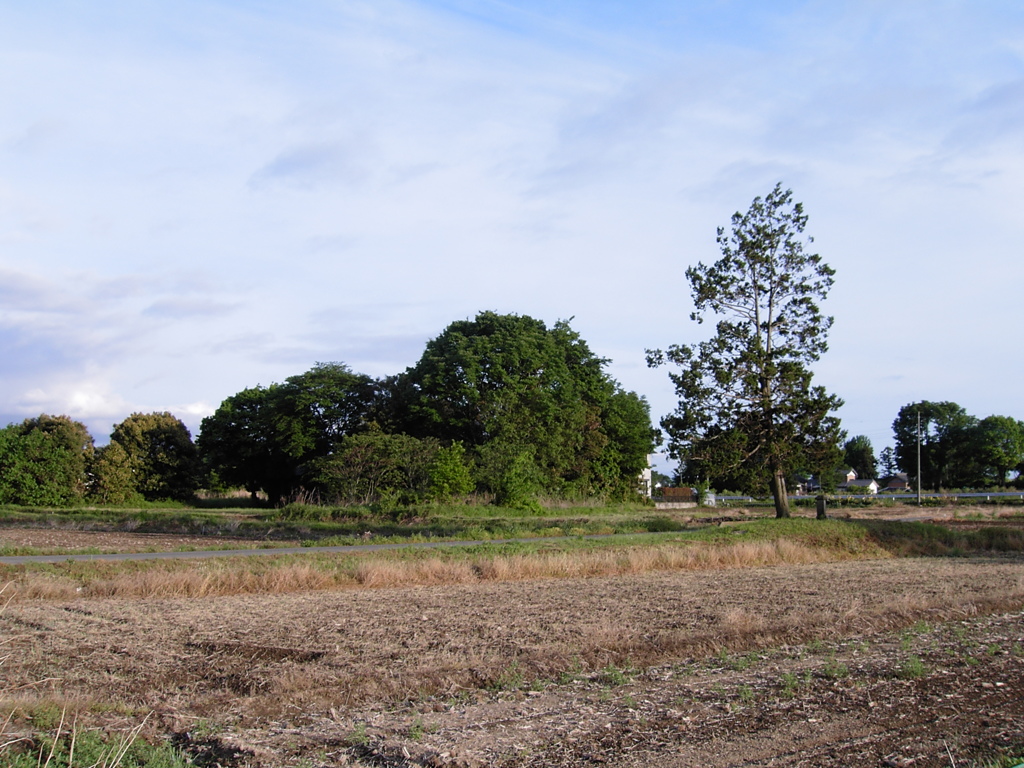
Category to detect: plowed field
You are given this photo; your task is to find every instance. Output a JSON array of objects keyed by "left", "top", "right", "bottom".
[{"left": 3, "top": 544, "right": 1024, "bottom": 767}]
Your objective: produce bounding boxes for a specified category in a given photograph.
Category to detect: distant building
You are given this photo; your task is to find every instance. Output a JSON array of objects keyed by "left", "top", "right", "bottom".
[
  {"left": 886, "top": 473, "right": 911, "bottom": 492},
  {"left": 841, "top": 478, "right": 879, "bottom": 494},
  {"left": 639, "top": 466, "right": 653, "bottom": 497}
]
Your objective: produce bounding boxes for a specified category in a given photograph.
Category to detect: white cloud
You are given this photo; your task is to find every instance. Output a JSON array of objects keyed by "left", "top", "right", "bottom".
[{"left": 0, "top": 0, "right": 1020, "bottom": 454}]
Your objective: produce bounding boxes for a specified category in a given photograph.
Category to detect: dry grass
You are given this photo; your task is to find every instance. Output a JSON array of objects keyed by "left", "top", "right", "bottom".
[{"left": 1, "top": 538, "right": 876, "bottom": 603}]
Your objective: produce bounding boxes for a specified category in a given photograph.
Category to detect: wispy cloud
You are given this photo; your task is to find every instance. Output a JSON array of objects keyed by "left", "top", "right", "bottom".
[
  {"left": 142, "top": 298, "right": 238, "bottom": 320},
  {"left": 0, "top": 0, "right": 1021, "bottom": 450},
  {"left": 249, "top": 140, "right": 374, "bottom": 190}
]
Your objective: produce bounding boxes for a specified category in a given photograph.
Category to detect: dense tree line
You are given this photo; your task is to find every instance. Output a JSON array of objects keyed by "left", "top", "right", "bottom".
[
  {"left": 199, "top": 312, "right": 659, "bottom": 507},
  {"left": 0, "top": 412, "right": 199, "bottom": 506},
  {"left": 0, "top": 313, "right": 657, "bottom": 509},
  {"left": 892, "top": 401, "right": 1024, "bottom": 490}
]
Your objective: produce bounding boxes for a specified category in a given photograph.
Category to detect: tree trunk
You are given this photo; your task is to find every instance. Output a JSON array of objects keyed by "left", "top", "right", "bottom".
[{"left": 770, "top": 471, "right": 790, "bottom": 518}]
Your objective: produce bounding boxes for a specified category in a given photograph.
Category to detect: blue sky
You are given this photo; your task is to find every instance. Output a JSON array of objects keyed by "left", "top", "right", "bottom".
[{"left": 2, "top": 0, "right": 1022, "bottom": 467}]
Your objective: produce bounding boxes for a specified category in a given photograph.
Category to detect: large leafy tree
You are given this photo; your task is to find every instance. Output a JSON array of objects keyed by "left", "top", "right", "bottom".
[
  {"left": 197, "top": 363, "right": 378, "bottom": 504},
  {"left": 647, "top": 184, "right": 843, "bottom": 517},
  {"left": 397, "top": 312, "right": 657, "bottom": 498},
  {"left": 197, "top": 385, "right": 294, "bottom": 504},
  {"left": 975, "top": 415, "right": 1024, "bottom": 486},
  {"left": 0, "top": 415, "right": 94, "bottom": 506},
  {"left": 90, "top": 441, "right": 140, "bottom": 505},
  {"left": 109, "top": 412, "right": 202, "bottom": 501},
  {"left": 892, "top": 401, "right": 977, "bottom": 490}
]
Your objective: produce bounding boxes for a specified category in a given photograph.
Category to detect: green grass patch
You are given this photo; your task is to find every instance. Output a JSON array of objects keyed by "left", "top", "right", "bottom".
[
  {"left": 850, "top": 519, "right": 1024, "bottom": 557},
  {"left": 1, "top": 728, "right": 187, "bottom": 768}
]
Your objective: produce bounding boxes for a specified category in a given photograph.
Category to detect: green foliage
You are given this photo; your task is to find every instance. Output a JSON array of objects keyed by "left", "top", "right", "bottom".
[
  {"left": 822, "top": 657, "right": 849, "bottom": 679},
  {"left": 600, "top": 663, "right": 631, "bottom": 686},
  {"left": 312, "top": 432, "right": 439, "bottom": 506},
  {"left": 109, "top": 412, "right": 202, "bottom": 502},
  {"left": 0, "top": 415, "right": 94, "bottom": 506},
  {"left": 843, "top": 435, "right": 877, "bottom": 480},
  {"left": 878, "top": 446, "right": 898, "bottom": 478},
  {"left": 90, "top": 441, "right": 143, "bottom": 505},
  {"left": 489, "top": 662, "right": 525, "bottom": 691},
  {"left": 893, "top": 401, "right": 977, "bottom": 490},
  {"left": 976, "top": 415, "right": 1024, "bottom": 485},
  {"left": 648, "top": 184, "right": 844, "bottom": 517},
  {"left": 488, "top": 447, "right": 544, "bottom": 512},
  {"left": 1, "top": 728, "right": 187, "bottom": 768},
  {"left": 398, "top": 312, "right": 657, "bottom": 500},
  {"left": 897, "top": 654, "right": 927, "bottom": 680},
  {"left": 197, "top": 363, "right": 379, "bottom": 504},
  {"left": 893, "top": 403, "right": 1024, "bottom": 489},
  {"left": 427, "top": 442, "right": 474, "bottom": 501}
]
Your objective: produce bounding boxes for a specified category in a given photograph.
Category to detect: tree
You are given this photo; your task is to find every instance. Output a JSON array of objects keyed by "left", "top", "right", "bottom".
[
  {"left": 398, "top": 312, "right": 657, "bottom": 500},
  {"left": 892, "top": 401, "right": 977, "bottom": 490},
  {"left": 878, "top": 446, "right": 898, "bottom": 478},
  {"left": 843, "top": 435, "right": 877, "bottom": 480},
  {"left": 974, "top": 415, "right": 1024, "bottom": 486},
  {"left": 272, "top": 363, "right": 380, "bottom": 461},
  {"left": 197, "top": 363, "right": 379, "bottom": 504},
  {"left": 647, "top": 184, "right": 844, "bottom": 517},
  {"left": 0, "top": 415, "right": 94, "bottom": 506},
  {"left": 592, "top": 389, "right": 660, "bottom": 498},
  {"left": 427, "top": 442, "right": 474, "bottom": 501},
  {"left": 90, "top": 441, "right": 141, "bottom": 505},
  {"left": 109, "top": 412, "right": 202, "bottom": 501},
  {"left": 311, "top": 432, "right": 439, "bottom": 507},
  {"left": 197, "top": 385, "right": 293, "bottom": 504}
]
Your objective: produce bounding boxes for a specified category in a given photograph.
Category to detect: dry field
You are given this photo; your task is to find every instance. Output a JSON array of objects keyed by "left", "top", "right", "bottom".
[{"left": 2, "top": 512, "right": 1024, "bottom": 767}]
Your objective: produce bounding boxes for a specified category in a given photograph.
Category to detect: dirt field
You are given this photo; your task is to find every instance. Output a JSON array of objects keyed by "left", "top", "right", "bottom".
[{"left": 4, "top": 542, "right": 1024, "bottom": 767}]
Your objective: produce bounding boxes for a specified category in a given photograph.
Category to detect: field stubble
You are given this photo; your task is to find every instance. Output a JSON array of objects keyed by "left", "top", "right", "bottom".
[
  {"left": 2, "top": 553, "right": 1024, "bottom": 766},
  {"left": 3, "top": 508, "right": 1024, "bottom": 766}
]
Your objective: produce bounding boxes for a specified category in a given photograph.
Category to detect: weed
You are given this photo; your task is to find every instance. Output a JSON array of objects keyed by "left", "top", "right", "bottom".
[
  {"left": 718, "top": 649, "right": 757, "bottom": 671},
  {"left": 490, "top": 662, "right": 525, "bottom": 692},
  {"left": 738, "top": 684, "right": 755, "bottom": 703},
  {"left": 558, "top": 656, "right": 585, "bottom": 685},
  {"left": 408, "top": 717, "right": 425, "bottom": 741},
  {"left": 1, "top": 713, "right": 186, "bottom": 768},
  {"left": 345, "top": 722, "right": 369, "bottom": 746},
  {"left": 897, "top": 654, "right": 927, "bottom": 680},
  {"left": 1013, "top": 642, "right": 1023, "bottom": 657},
  {"left": 188, "top": 718, "right": 221, "bottom": 740},
  {"left": 601, "top": 664, "right": 630, "bottom": 687},
  {"left": 806, "top": 639, "right": 825, "bottom": 654},
  {"left": 26, "top": 703, "right": 64, "bottom": 731},
  {"left": 779, "top": 672, "right": 801, "bottom": 698},
  {"left": 822, "top": 657, "right": 849, "bottom": 679},
  {"left": 986, "top": 644, "right": 1001, "bottom": 657}
]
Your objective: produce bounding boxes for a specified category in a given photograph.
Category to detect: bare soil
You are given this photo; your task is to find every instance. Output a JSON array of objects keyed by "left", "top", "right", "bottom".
[
  {"left": 0, "top": 527, "right": 301, "bottom": 553},
  {"left": 4, "top": 550, "right": 1024, "bottom": 767}
]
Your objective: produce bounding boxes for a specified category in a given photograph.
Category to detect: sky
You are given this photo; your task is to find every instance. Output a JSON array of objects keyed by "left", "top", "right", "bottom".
[{"left": 2, "top": 0, "right": 1022, "bottom": 469}]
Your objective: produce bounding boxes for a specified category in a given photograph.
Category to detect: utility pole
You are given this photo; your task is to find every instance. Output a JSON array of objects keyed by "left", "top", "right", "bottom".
[{"left": 916, "top": 409, "right": 922, "bottom": 506}]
